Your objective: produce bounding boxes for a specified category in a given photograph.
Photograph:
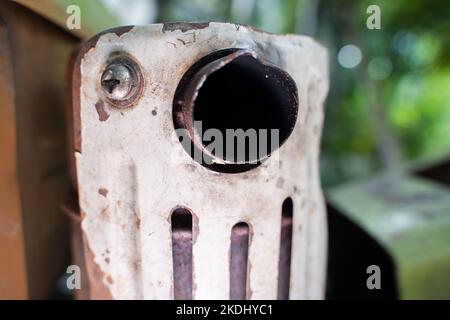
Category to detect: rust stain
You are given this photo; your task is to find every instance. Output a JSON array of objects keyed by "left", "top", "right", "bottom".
[
  {"left": 82, "top": 232, "right": 113, "bottom": 299},
  {"left": 95, "top": 100, "right": 110, "bottom": 122},
  {"left": 162, "top": 22, "right": 209, "bottom": 33},
  {"left": 91, "top": 26, "right": 134, "bottom": 40},
  {"left": 135, "top": 216, "right": 141, "bottom": 229},
  {"left": 69, "top": 26, "right": 133, "bottom": 155},
  {"left": 106, "top": 26, "right": 134, "bottom": 37},
  {"left": 98, "top": 188, "right": 108, "bottom": 197},
  {"left": 100, "top": 207, "right": 110, "bottom": 222},
  {"left": 133, "top": 260, "right": 141, "bottom": 272}
]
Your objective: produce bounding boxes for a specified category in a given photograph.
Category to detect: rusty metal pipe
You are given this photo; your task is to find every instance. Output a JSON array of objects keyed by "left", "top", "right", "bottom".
[{"left": 173, "top": 49, "right": 299, "bottom": 173}]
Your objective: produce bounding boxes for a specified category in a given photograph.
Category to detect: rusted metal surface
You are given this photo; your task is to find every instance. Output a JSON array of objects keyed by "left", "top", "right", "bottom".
[
  {"left": 61, "top": 192, "right": 90, "bottom": 300},
  {"left": 81, "top": 232, "right": 114, "bottom": 300},
  {"left": 0, "top": 1, "right": 80, "bottom": 299},
  {"left": 0, "top": 18, "right": 28, "bottom": 299},
  {"left": 71, "top": 23, "right": 329, "bottom": 299}
]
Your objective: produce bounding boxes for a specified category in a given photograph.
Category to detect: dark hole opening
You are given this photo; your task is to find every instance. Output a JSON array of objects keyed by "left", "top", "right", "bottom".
[
  {"left": 171, "top": 207, "right": 193, "bottom": 300},
  {"left": 277, "top": 197, "right": 293, "bottom": 300},
  {"left": 193, "top": 55, "right": 298, "bottom": 163},
  {"left": 230, "top": 222, "right": 250, "bottom": 300},
  {"left": 173, "top": 49, "right": 299, "bottom": 173}
]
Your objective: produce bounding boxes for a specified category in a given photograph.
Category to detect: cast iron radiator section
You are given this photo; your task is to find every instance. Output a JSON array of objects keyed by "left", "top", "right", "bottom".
[{"left": 69, "top": 22, "right": 329, "bottom": 299}]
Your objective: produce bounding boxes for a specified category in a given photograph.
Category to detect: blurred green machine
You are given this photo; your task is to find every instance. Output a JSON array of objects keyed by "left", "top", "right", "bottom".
[{"left": 326, "top": 156, "right": 450, "bottom": 299}]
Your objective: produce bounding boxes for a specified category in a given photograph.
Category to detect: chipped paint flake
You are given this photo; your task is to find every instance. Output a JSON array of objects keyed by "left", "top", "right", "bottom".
[{"left": 95, "top": 100, "right": 109, "bottom": 122}]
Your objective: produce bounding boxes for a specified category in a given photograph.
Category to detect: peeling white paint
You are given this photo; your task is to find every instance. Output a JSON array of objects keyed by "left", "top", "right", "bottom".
[{"left": 75, "top": 23, "right": 329, "bottom": 300}]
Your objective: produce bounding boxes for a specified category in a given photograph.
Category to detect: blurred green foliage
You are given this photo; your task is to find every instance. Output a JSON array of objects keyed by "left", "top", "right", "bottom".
[{"left": 155, "top": 0, "right": 450, "bottom": 187}]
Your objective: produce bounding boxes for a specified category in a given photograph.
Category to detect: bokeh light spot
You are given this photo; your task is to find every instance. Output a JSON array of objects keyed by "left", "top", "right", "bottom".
[{"left": 337, "top": 44, "right": 362, "bottom": 69}]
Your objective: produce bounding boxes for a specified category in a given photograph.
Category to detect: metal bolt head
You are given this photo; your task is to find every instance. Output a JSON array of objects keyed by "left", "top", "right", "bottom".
[
  {"left": 101, "top": 63, "right": 134, "bottom": 101},
  {"left": 100, "top": 55, "right": 143, "bottom": 108}
]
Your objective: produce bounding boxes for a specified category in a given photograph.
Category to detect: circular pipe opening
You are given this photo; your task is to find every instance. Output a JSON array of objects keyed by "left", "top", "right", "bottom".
[{"left": 173, "top": 49, "right": 299, "bottom": 173}]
